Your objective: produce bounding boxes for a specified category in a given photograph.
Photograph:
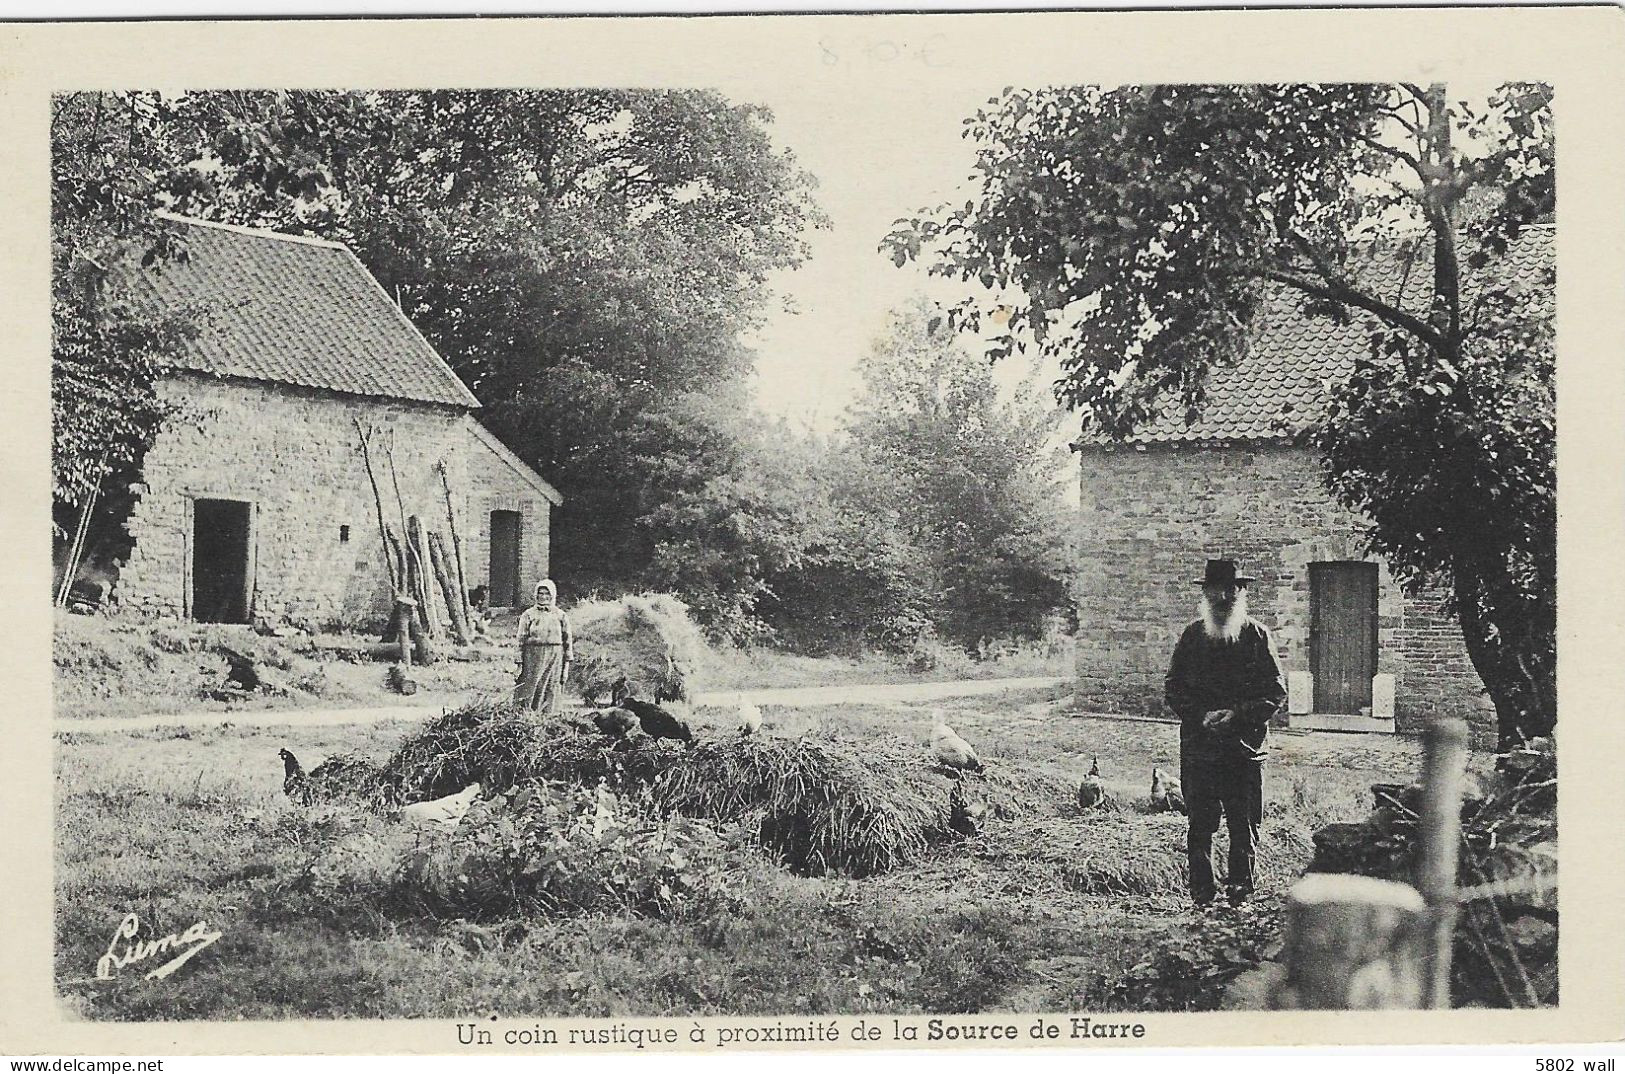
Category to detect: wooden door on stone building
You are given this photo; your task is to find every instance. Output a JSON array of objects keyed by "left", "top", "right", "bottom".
[
  {"left": 1310, "top": 561, "right": 1378, "bottom": 714},
  {"left": 489, "top": 510, "right": 522, "bottom": 607},
  {"left": 191, "top": 497, "right": 255, "bottom": 624}
]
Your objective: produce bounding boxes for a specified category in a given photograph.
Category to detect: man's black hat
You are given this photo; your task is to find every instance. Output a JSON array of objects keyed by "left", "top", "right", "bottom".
[{"left": 1194, "top": 558, "right": 1253, "bottom": 587}]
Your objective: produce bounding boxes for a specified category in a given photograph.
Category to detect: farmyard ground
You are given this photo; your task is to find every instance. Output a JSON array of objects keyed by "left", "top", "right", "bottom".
[{"left": 54, "top": 683, "right": 1433, "bottom": 1020}]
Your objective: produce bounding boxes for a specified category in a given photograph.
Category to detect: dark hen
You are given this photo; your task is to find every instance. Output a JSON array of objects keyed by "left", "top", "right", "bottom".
[
  {"left": 591, "top": 708, "right": 640, "bottom": 738},
  {"left": 618, "top": 697, "right": 694, "bottom": 745},
  {"left": 279, "top": 748, "right": 308, "bottom": 802},
  {"left": 948, "top": 781, "right": 985, "bottom": 838}
]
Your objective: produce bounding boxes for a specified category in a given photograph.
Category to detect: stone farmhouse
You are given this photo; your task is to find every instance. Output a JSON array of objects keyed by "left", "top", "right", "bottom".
[
  {"left": 1072, "top": 225, "right": 1553, "bottom": 738},
  {"left": 112, "top": 213, "right": 562, "bottom": 629}
]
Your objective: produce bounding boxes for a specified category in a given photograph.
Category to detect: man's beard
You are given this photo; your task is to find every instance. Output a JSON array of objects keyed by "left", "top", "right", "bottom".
[{"left": 1200, "top": 590, "right": 1248, "bottom": 643}]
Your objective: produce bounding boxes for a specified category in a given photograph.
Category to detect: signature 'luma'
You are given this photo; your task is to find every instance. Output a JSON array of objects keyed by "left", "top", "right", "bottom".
[{"left": 96, "top": 913, "right": 223, "bottom": 981}]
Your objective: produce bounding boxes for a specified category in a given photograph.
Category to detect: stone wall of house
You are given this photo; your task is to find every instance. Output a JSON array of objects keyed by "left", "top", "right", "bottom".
[
  {"left": 461, "top": 418, "right": 553, "bottom": 606},
  {"left": 1074, "top": 440, "right": 1490, "bottom": 736},
  {"left": 117, "top": 375, "right": 552, "bottom": 629}
]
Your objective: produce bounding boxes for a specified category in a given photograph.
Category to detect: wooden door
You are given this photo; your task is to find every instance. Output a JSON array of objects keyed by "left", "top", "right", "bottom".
[
  {"left": 192, "top": 498, "right": 253, "bottom": 623},
  {"left": 489, "top": 510, "right": 522, "bottom": 607},
  {"left": 1310, "top": 561, "right": 1378, "bottom": 714}
]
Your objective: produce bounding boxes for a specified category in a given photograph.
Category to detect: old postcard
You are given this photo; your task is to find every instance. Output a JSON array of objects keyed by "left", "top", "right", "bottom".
[{"left": 2, "top": 5, "right": 1623, "bottom": 1057}]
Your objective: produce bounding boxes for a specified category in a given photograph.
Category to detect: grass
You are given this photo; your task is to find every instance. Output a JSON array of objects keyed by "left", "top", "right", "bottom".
[{"left": 54, "top": 686, "right": 1431, "bottom": 1020}]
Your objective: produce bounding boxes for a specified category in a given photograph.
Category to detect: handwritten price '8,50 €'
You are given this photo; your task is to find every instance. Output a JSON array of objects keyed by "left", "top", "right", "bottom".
[{"left": 818, "top": 35, "right": 951, "bottom": 70}]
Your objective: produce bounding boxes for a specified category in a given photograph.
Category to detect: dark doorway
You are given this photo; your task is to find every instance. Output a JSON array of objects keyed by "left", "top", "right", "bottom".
[
  {"left": 193, "top": 498, "right": 253, "bottom": 624},
  {"left": 489, "top": 510, "right": 522, "bottom": 607},
  {"left": 1310, "top": 561, "right": 1379, "bottom": 714}
]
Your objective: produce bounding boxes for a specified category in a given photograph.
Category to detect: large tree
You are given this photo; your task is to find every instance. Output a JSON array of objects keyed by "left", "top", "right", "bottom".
[
  {"left": 843, "top": 299, "right": 1075, "bottom": 650},
  {"left": 884, "top": 83, "right": 1554, "bottom": 747}
]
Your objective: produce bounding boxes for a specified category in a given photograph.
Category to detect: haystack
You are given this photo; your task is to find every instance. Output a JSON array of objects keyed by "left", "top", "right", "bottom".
[
  {"left": 654, "top": 733, "right": 952, "bottom": 877},
  {"left": 569, "top": 593, "right": 708, "bottom": 705},
  {"left": 368, "top": 700, "right": 972, "bottom": 876}
]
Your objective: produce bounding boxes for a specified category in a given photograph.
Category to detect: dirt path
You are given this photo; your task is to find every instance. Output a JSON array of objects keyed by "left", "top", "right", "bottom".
[{"left": 54, "top": 675, "right": 1069, "bottom": 736}]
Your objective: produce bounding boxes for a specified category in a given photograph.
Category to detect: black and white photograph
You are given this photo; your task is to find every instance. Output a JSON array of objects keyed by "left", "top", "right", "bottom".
[{"left": 6, "top": 6, "right": 1623, "bottom": 1055}]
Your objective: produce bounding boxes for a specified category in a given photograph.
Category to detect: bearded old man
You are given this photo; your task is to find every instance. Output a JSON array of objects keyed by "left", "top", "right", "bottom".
[
  {"left": 514, "top": 579, "right": 573, "bottom": 714},
  {"left": 1164, "top": 559, "right": 1287, "bottom": 909}
]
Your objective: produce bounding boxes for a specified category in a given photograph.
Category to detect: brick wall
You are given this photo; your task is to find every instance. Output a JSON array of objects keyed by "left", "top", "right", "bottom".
[
  {"left": 117, "top": 374, "right": 552, "bottom": 629},
  {"left": 1074, "top": 440, "right": 1491, "bottom": 735}
]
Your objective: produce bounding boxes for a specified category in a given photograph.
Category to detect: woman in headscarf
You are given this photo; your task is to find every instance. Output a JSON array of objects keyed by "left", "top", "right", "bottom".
[{"left": 513, "top": 579, "right": 573, "bottom": 714}]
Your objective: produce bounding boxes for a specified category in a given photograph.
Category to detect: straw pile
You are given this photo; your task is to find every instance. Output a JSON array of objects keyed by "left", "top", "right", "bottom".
[
  {"left": 654, "top": 732, "right": 952, "bottom": 877},
  {"left": 356, "top": 701, "right": 978, "bottom": 876},
  {"left": 569, "top": 593, "right": 708, "bottom": 705}
]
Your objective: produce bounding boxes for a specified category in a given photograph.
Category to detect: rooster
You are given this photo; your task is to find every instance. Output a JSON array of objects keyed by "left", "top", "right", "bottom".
[
  {"left": 929, "top": 709, "right": 982, "bottom": 773},
  {"left": 1077, "top": 754, "right": 1108, "bottom": 811},
  {"left": 1150, "top": 767, "right": 1187, "bottom": 815},
  {"left": 280, "top": 748, "right": 308, "bottom": 801},
  {"left": 395, "top": 782, "right": 483, "bottom": 830},
  {"left": 737, "top": 693, "right": 763, "bottom": 737}
]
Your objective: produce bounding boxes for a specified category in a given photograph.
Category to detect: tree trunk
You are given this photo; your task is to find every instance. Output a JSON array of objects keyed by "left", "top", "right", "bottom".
[
  {"left": 1269, "top": 873, "right": 1430, "bottom": 1009},
  {"left": 1451, "top": 559, "right": 1557, "bottom": 749}
]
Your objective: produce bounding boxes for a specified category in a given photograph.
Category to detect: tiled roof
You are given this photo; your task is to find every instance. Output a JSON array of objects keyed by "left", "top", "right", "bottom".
[
  {"left": 125, "top": 213, "right": 480, "bottom": 409},
  {"left": 1105, "top": 225, "right": 1554, "bottom": 445}
]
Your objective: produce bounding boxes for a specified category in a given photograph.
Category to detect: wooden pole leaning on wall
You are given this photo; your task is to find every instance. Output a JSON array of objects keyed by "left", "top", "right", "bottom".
[
  {"left": 1417, "top": 716, "right": 1471, "bottom": 1009},
  {"left": 428, "top": 530, "right": 470, "bottom": 645},
  {"left": 352, "top": 420, "right": 398, "bottom": 595},
  {"left": 407, "top": 515, "right": 439, "bottom": 640},
  {"left": 1269, "top": 872, "right": 1430, "bottom": 1009},
  {"left": 435, "top": 461, "right": 474, "bottom": 631}
]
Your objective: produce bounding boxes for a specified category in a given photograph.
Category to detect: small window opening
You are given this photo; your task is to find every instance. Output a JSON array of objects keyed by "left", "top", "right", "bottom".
[{"left": 339, "top": 525, "right": 351, "bottom": 543}]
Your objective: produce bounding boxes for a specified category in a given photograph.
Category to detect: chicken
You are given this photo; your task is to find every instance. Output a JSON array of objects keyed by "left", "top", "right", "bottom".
[
  {"left": 591, "top": 708, "right": 640, "bottom": 739},
  {"left": 654, "top": 676, "right": 689, "bottom": 706},
  {"left": 1150, "top": 767, "right": 1187, "bottom": 815},
  {"left": 737, "top": 693, "right": 763, "bottom": 737},
  {"left": 1077, "top": 754, "right": 1107, "bottom": 811},
  {"left": 280, "top": 748, "right": 307, "bottom": 800},
  {"left": 280, "top": 748, "right": 384, "bottom": 806},
  {"left": 223, "top": 647, "right": 261, "bottom": 692},
  {"left": 619, "top": 696, "right": 694, "bottom": 745},
  {"left": 395, "top": 782, "right": 483, "bottom": 830},
  {"left": 948, "top": 780, "right": 987, "bottom": 838},
  {"left": 929, "top": 709, "right": 982, "bottom": 772}
]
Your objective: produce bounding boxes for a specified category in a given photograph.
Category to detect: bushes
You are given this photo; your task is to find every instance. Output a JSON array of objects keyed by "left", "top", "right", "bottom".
[{"left": 1109, "top": 896, "right": 1287, "bottom": 1011}]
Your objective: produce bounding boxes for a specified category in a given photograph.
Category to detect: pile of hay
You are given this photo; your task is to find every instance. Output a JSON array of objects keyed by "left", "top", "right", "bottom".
[
  {"left": 345, "top": 700, "right": 969, "bottom": 876},
  {"left": 655, "top": 733, "right": 952, "bottom": 877},
  {"left": 569, "top": 593, "right": 709, "bottom": 705}
]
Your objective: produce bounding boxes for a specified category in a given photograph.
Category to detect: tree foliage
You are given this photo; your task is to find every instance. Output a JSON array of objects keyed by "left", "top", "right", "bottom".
[
  {"left": 752, "top": 301, "right": 1074, "bottom": 655},
  {"left": 885, "top": 83, "right": 1554, "bottom": 745}
]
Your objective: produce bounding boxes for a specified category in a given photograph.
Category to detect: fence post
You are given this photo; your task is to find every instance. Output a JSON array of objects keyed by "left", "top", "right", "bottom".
[
  {"left": 1417, "top": 716, "right": 1471, "bottom": 1009},
  {"left": 1268, "top": 873, "right": 1430, "bottom": 1009}
]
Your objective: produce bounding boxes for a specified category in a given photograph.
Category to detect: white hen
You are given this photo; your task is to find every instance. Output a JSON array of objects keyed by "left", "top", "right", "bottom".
[
  {"left": 737, "top": 693, "right": 763, "bottom": 736},
  {"left": 929, "top": 709, "right": 983, "bottom": 772},
  {"left": 396, "top": 782, "right": 482, "bottom": 830}
]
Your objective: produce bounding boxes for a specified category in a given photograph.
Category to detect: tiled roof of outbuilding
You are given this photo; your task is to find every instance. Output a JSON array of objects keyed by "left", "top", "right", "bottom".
[
  {"left": 1109, "top": 224, "right": 1554, "bottom": 445},
  {"left": 126, "top": 213, "right": 480, "bottom": 409}
]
